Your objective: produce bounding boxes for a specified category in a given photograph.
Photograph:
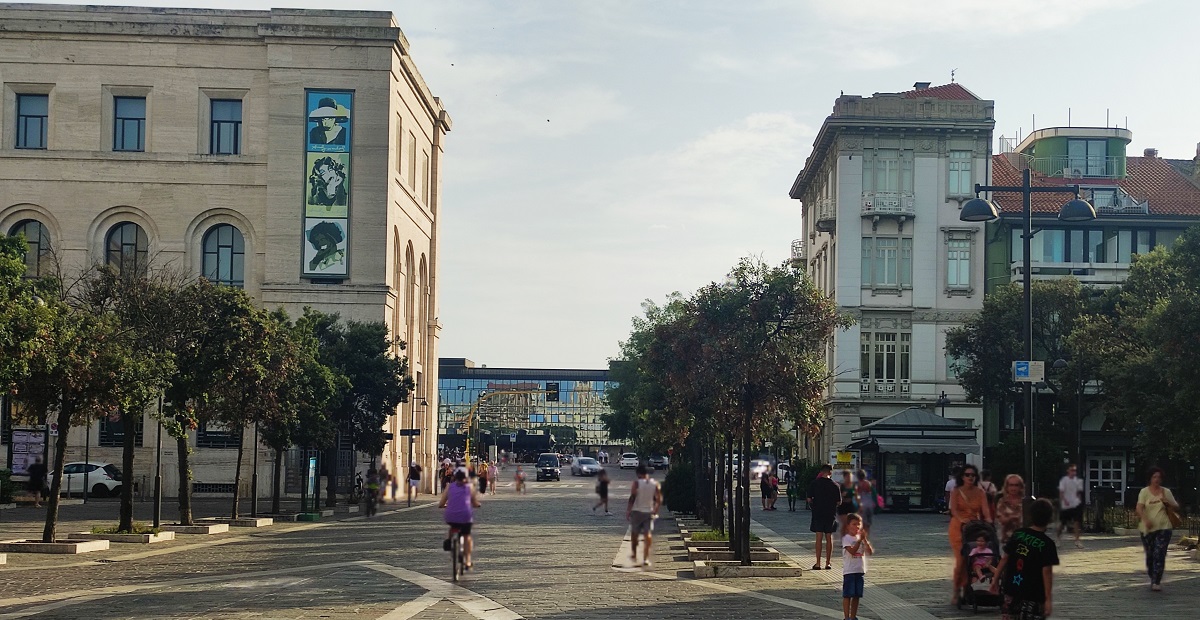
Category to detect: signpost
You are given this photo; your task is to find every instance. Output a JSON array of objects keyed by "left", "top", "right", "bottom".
[{"left": 1012, "top": 361, "right": 1045, "bottom": 383}]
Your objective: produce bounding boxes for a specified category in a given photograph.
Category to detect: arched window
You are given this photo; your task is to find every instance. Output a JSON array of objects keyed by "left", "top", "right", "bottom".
[
  {"left": 202, "top": 224, "right": 245, "bottom": 287},
  {"left": 105, "top": 222, "right": 148, "bottom": 274},
  {"left": 8, "top": 219, "right": 51, "bottom": 277}
]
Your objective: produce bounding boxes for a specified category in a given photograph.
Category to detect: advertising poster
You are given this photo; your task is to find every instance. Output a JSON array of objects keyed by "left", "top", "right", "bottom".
[
  {"left": 303, "top": 218, "right": 348, "bottom": 276},
  {"left": 11, "top": 428, "right": 47, "bottom": 476},
  {"left": 302, "top": 89, "right": 353, "bottom": 278}
]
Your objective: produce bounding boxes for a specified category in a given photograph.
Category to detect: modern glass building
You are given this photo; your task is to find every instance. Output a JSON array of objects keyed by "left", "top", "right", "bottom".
[{"left": 438, "top": 358, "right": 619, "bottom": 452}]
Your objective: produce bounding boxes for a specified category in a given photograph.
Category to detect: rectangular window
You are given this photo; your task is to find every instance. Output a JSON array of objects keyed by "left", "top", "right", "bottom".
[
  {"left": 114, "top": 96, "right": 146, "bottom": 152},
  {"left": 948, "top": 150, "right": 972, "bottom": 196},
  {"left": 899, "top": 238, "right": 912, "bottom": 287},
  {"left": 210, "top": 99, "right": 242, "bottom": 155},
  {"left": 407, "top": 132, "right": 417, "bottom": 188},
  {"left": 861, "top": 330, "right": 912, "bottom": 391},
  {"left": 421, "top": 152, "right": 431, "bottom": 204},
  {"left": 862, "top": 235, "right": 912, "bottom": 289},
  {"left": 876, "top": 238, "right": 898, "bottom": 286},
  {"left": 99, "top": 416, "right": 144, "bottom": 448},
  {"left": 196, "top": 421, "right": 242, "bottom": 449},
  {"left": 1067, "top": 139, "right": 1108, "bottom": 176},
  {"left": 861, "top": 239, "right": 873, "bottom": 286},
  {"left": 16, "top": 94, "right": 48, "bottom": 149},
  {"left": 394, "top": 115, "right": 403, "bottom": 174},
  {"left": 947, "top": 239, "right": 971, "bottom": 288},
  {"left": 1040, "top": 229, "right": 1066, "bottom": 262}
]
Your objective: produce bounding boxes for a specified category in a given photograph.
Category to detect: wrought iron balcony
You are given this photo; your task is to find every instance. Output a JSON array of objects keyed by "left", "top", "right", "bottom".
[
  {"left": 861, "top": 191, "right": 916, "bottom": 218},
  {"left": 790, "top": 238, "right": 805, "bottom": 263},
  {"left": 812, "top": 197, "right": 837, "bottom": 232}
]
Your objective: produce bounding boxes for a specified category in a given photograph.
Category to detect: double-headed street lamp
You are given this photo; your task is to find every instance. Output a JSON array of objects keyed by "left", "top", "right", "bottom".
[{"left": 959, "top": 168, "right": 1096, "bottom": 495}]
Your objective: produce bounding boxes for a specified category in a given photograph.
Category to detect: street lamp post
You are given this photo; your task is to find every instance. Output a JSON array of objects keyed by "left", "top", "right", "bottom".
[
  {"left": 936, "top": 391, "right": 950, "bottom": 418},
  {"left": 960, "top": 167, "right": 1095, "bottom": 496}
]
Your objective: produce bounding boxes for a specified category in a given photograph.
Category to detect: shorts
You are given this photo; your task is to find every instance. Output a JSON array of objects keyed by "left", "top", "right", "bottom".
[
  {"left": 630, "top": 510, "right": 654, "bottom": 536},
  {"left": 837, "top": 502, "right": 856, "bottom": 515},
  {"left": 810, "top": 512, "right": 837, "bottom": 534},
  {"left": 1060, "top": 505, "right": 1083, "bottom": 524},
  {"left": 842, "top": 573, "right": 865, "bottom": 598},
  {"left": 408, "top": 478, "right": 419, "bottom": 488},
  {"left": 446, "top": 522, "right": 473, "bottom": 536},
  {"left": 1002, "top": 595, "right": 1045, "bottom": 620}
]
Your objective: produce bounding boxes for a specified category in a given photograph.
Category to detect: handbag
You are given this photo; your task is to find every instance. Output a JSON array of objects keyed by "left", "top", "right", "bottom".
[{"left": 1165, "top": 503, "right": 1184, "bottom": 529}]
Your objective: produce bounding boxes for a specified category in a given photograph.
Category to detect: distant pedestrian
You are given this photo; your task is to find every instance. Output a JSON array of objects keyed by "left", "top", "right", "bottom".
[
  {"left": 626, "top": 463, "right": 662, "bottom": 567},
  {"left": 943, "top": 467, "right": 961, "bottom": 514},
  {"left": 26, "top": 457, "right": 47, "bottom": 508},
  {"left": 478, "top": 461, "right": 490, "bottom": 494},
  {"left": 995, "top": 474, "right": 1025, "bottom": 546},
  {"left": 1056, "top": 463, "right": 1085, "bottom": 549},
  {"left": 807, "top": 464, "right": 841, "bottom": 570},
  {"left": 949, "top": 464, "right": 991, "bottom": 605},
  {"left": 979, "top": 469, "right": 998, "bottom": 517},
  {"left": 854, "top": 469, "right": 876, "bottom": 537},
  {"left": 514, "top": 465, "right": 527, "bottom": 494},
  {"left": 990, "top": 498, "right": 1059, "bottom": 618},
  {"left": 378, "top": 464, "right": 391, "bottom": 503},
  {"left": 407, "top": 460, "right": 422, "bottom": 504},
  {"left": 593, "top": 469, "right": 611, "bottom": 514},
  {"left": 1136, "top": 466, "right": 1180, "bottom": 592},
  {"left": 837, "top": 470, "right": 856, "bottom": 530},
  {"left": 841, "top": 513, "right": 873, "bottom": 620},
  {"left": 784, "top": 464, "right": 799, "bottom": 512},
  {"left": 760, "top": 469, "right": 772, "bottom": 510},
  {"left": 766, "top": 471, "right": 780, "bottom": 511},
  {"left": 487, "top": 462, "right": 499, "bottom": 495}
]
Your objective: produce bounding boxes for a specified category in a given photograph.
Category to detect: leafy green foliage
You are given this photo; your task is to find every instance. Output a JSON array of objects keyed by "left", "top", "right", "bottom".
[{"left": 662, "top": 461, "right": 695, "bottom": 512}]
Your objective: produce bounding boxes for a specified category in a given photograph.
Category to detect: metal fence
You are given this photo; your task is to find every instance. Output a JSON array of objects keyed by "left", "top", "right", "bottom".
[{"left": 1081, "top": 503, "right": 1200, "bottom": 537}]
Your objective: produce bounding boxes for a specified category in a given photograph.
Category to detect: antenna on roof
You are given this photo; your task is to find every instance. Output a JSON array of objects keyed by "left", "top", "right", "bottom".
[
  {"left": 950, "top": 68, "right": 957, "bottom": 83},
  {"left": 1068, "top": 107, "right": 1071, "bottom": 127},
  {"left": 1106, "top": 109, "right": 1110, "bottom": 127}
]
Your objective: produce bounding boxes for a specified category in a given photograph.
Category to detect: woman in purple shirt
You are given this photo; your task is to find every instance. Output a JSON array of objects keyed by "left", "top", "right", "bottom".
[{"left": 439, "top": 469, "right": 482, "bottom": 569}]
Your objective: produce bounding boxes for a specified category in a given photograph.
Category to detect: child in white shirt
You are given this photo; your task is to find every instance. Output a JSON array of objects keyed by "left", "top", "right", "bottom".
[{"left": 842, "top": 513, "right": 874, "bottom": 620}]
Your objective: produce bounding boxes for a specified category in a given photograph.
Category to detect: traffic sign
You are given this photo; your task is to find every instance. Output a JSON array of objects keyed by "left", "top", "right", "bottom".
[
  {"left": 509, "top": 432, "right": 517, "bottom": 443},
  {"left": 397, "top": 428, "right": 421, "bottom": 437},
  {"left": 1012, "top": 360, "right": 1045, "bottom": 383}
]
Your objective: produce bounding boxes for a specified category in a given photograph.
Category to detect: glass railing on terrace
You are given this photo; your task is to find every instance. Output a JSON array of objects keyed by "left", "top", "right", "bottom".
[{"left": 1021, "top": 154, "right": 1124, "bottom": 179}]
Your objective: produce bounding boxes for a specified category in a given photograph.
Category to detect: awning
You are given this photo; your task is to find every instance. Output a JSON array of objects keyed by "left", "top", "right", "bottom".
[{"left": 847, "top": 436, "right": 980, "bottom": 455}]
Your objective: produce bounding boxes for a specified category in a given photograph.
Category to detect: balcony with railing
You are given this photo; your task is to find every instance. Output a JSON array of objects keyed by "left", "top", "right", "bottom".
[
  {"left": 1090, "top": 188, "right": 1148, "bottom": 215},
  {"left": 790, "top": 238, "right": 805, "bottom": 263},
  {"left": 1021, "top": 154, "right": 1125, "bottom": 179},
  {"left": 1009, "top": 261, "right": 1131, "bottom": 287},
  {"left": 861, "top": 191, "right": 916, "bottom": 218},
  {"left": 812, "top": 197, "right": 837, "bottom": 232}
]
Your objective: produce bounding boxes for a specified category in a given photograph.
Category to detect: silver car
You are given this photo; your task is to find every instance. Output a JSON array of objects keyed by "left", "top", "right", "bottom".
[{"left": 571, "top": 457, "right": 601, "bottom": 476}]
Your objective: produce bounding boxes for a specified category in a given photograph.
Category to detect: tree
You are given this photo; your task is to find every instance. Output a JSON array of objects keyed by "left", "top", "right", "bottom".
[
  {"left": 0, "top": 235, "right": 57, "bottom": 391},
  {"left": 300, "top": 311, "right": 413, "bottom": 505},
  {"left": 1076, "top": 228, "right": 1200, "bottom": 463}
]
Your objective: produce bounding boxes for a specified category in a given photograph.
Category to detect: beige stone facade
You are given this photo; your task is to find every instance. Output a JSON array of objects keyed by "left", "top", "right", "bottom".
[{"left": 0, "top": 4, "right": 449, "bottom": 496}]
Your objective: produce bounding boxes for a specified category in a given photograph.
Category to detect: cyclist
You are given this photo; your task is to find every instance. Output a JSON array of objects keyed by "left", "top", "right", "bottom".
[
  {"left": 439, "top": 469, "right": 482, "bottom": 570},
  {"left": 365, "top": 467, "right": 381, "bottom": 516}
]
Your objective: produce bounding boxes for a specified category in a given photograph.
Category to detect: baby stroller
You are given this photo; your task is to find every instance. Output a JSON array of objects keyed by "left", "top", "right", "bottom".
[{"left": 957, "top": 520, "right": 1002, "bottom": 613}]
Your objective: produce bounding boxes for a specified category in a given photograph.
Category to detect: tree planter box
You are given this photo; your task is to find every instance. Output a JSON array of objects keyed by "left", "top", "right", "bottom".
[
  {"left": 200, "top": 517, "right": 273, "bottom": 527},
  {"left": 162, "top": 524, "right": 229, "bottom": 535},
  {"left": 68, "top": 531, "right": 175, "bottom": 544},
  {"left": 0, "top": 553, "right": 6, "bottom": 564},
  {"left": 261, "top": 513, "right": 300, "bottom": 522},
  {"left": 338, "top": 505, "right": 359, "bottom": 514},
  {"left": 693, "top": 559, "right": 805, "bottom": 578},
  {"left": 0, "top": 539, "right": 110, "bottom": 554},
  {"left": 688, "top": 546, "right": 781, "bottom": 562},
  {"left": 296, "top": 513, "right": 322, "bottom": 522}
]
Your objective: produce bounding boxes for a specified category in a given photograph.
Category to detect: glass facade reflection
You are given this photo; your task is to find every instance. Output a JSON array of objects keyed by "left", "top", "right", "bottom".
[{"left": 438, "top": 358, "right": 620, "bottom": 448}]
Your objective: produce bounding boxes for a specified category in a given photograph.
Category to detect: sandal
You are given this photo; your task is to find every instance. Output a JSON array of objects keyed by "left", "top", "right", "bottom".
[
  {"left": 812, "top": 563, "right": 822, "bottom": 570},
  {"left": 824, "top": 564, "right": 832, "bottom": 570}
]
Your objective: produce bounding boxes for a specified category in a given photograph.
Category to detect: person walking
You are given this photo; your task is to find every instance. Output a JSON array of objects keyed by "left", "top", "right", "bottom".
[
  {"left": 837, "top": 470, "right": 856, "bottom": 530},
  {"left": 26, "top": 457, "right": 47, "bottom": 508},
  {"left": 854, "top": 469, "right": 876, "bottom": 537},
  {"left": 784, "top": 464, "right": 799, "bottom": 512},
  {"left": 760, "top": 468, "right": 772, "bottom": 510},
  {"left": 807, "top": 464, "right": 841, "bottom": 570},
  {"left": 378, "top": 464, "right": 391, "bottom": 503},
  {"left": 406, "top": 460, "right": 422, "bottom": 505},
  {"left": 989, "top": 498, "right": 1059, "bottom": 619},
  {"left": 979, "top": 469, "right": 998, "bottom": 518},
  {"left": 478, "top": 461, "right": 490, "bottom": 495},
  {"left": 487, "top": 461, "right": 499, "bottom": 495},
  {"left": 995, "top": 474, "right": 1025, "bottom": 546},
  {"left": 841, "top": 513, "right": 873, "bottom": 620},
  {"left": 593, "top": 469, "right": 611, "bottom": 514},
  {"left": 1136, "top": 466, "right": 1180, "bottom": 592},
  {"left": 626, "top": 463, "right": 662, "bottom": 567},
  {"left": 948, "top": 464, "right": 991, "bottom": 605},
  {"left": 766, "top": 471, "right": 780, "bottom": 511},
  {"left": 1056, "top": 463, "right": 1085, "bottom": 548}
]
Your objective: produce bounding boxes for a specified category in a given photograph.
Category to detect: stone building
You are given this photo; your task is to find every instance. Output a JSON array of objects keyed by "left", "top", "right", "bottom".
[
  {"left": 787, "top": 82, "right": 992, "bottom": 509},
  {"left": 0, "top": 4, "right": 449, "bottom": 497}
]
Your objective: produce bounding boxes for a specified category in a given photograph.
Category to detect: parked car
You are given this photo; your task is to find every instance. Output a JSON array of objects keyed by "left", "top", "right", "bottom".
[
  {"left": 47, "top": 462, "right": 123, "bottom": 497},
  {"left": 535, "top": 453, "right": 561, "bottom": 481},
  {"left": 776, "top": 462, "right": 793, "bottom": 481},
  {"left": 618, "top": 452, "right": 640, "bottom": 469},
  {"left": 750, "top": 459, "right": 772, "bottom": 481},
  {"left": 571, "top": 457, "right": 601, "bottom": 476},
  {"left": 648, "top": 454, "right": 669, "bottom": 470}
]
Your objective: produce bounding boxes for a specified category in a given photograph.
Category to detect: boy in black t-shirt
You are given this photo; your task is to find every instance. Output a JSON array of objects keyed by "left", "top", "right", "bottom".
[{"left": 990, "top": 498, "right": 1059, "bottom": 620}]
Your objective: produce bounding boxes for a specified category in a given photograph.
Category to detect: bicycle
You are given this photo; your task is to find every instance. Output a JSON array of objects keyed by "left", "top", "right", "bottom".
[{"left": 447, "top": 526, "right": 467, "bottom": 581}]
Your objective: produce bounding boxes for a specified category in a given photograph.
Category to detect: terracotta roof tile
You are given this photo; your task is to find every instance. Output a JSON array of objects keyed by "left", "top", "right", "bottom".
[
  {"left": 989, "top": 155, "right": 1200, "bottom": 217},
  {"left": 901, "top": 83, "right": 979, "bottom": 101}
]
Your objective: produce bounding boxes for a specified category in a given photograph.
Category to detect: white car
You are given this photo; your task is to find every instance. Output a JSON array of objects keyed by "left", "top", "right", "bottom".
[
  {"left": 571, "top": 457, "right": 602, "bottom": 476},
  {"left": 619, "top": 452, "right": 640, "bottom": 469},
  {"left": 750, "top": 459, "right": 772, "bottom": 480},
  {"left": 47, "top": 461, "right": 123, "bottom": 497}
]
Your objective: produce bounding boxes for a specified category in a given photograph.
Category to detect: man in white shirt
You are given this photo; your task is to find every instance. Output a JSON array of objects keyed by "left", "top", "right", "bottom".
[
  {"left": 1057, "top": 463, "right": 1085, "bottom": 548},
  {"left": 626, "top": 463, "right": 662, "bottom": 567}
]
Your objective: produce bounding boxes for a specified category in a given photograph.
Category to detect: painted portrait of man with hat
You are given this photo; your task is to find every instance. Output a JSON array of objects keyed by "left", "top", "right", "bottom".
[{"left": 306, "top": 93, "right": 351, "bottom": 151}]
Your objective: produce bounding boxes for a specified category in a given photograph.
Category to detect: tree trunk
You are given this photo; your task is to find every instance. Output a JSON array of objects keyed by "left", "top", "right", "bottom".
[
  {"left": 710, "top": 439, "right": 722, "bottom": 531},
  {"left": 176, "top": 435, "right": 193, "bottom": 526},
  {"left": 739, "top": 397, "right": 754, "bottom": 565},
  {"left": 725, "top": 434, "right": 735, "bottom": 544},
  {"left": 271, "top": 447, "right": 283, "bottom": 514},
  {"left": 231, "top": 425, "right": 246, "bottom": 519},
  {"left": 118, "top": 408, "right": 137, "bottom": 532},
  {"left": 41, "top": 406, "right": 73, "bottom": 543}
]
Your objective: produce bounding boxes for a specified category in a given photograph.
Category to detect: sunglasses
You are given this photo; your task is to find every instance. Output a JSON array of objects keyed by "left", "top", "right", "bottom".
[{"left": 963, "top": 473, "right": 977, "bottom": 478}]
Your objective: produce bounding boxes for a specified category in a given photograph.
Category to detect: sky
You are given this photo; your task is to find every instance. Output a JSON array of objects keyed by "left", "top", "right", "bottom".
[{"left": 29, "top": 0, "right": 1200, "bottom": 369}]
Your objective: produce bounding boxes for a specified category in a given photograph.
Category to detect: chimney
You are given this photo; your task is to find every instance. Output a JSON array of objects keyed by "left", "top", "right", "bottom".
[
  {"left": 913, "top": 81, "right": 931, "bottom": 90},
  {"left": 1144, "top": 148, "right": 1158, "bottom": 158}
]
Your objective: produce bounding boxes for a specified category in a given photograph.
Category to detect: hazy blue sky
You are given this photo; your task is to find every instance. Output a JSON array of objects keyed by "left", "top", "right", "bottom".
[{"left": 31, "top": 1, "right": 1200, "bottom": 369}]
